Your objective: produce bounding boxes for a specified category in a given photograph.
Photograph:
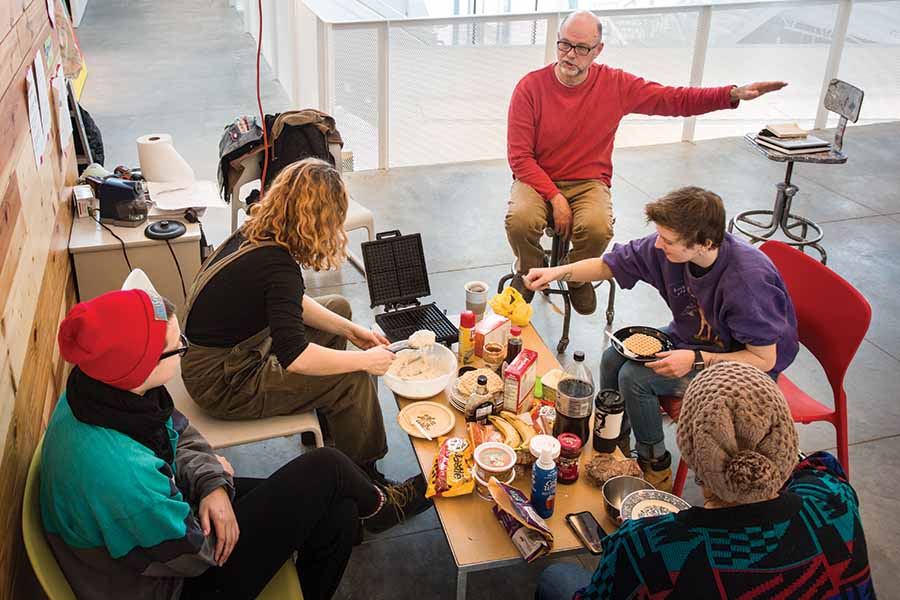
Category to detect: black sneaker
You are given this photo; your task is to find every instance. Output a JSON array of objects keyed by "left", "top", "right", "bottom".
[
  {"left": 510, "top": 274, "right": 535, "bottom": 303},
  {"left": 364, "top": 474, "right": 433, "bottom": 534}
]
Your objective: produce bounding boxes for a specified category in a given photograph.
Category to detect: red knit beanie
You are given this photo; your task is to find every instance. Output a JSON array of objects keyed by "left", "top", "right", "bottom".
[{"left": 58, "top": 289, "right": 169, "bottom": 390}]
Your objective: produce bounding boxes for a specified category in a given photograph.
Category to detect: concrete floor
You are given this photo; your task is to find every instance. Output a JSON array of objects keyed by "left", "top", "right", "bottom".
[{"left": 76, "top": 1, "right": 900, "bottom": 598}]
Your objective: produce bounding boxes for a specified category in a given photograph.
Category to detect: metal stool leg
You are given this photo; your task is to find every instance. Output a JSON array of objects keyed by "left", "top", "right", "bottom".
[
  {"left": 730, "top": 161, "right": 826, "bottom": 263},
  {"left": 605, "top": 279, "right": 616, "bottom": 325}
]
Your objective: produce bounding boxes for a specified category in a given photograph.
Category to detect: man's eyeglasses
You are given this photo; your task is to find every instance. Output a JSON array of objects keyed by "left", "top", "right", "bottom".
[
  {"left": 556, "top": 40, "right": 599, "bottom": 57},
  {"left": 160, "top": 334, "right": 190, "bottom": 361}
]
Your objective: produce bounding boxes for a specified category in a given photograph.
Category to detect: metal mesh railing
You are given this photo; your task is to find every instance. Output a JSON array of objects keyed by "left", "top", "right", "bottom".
[
  {"left": 389, "top": 18, "right": 547, "bottom": 167},
  {"left": 278, "top": 0, "right": 900, "bottom": 170}
]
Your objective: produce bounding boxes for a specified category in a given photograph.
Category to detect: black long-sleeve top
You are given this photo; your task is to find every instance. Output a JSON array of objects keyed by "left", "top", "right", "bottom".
[{"left": 185, "top": 234, "right": 308, "bottom": 367}]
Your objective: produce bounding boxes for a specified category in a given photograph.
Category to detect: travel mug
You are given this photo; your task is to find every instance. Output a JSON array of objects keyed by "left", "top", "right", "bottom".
[{"left": 593, "top": 389, "right": 625, "bottom": 453}]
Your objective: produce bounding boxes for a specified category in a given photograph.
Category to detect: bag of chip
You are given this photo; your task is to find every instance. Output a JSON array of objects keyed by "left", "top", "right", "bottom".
[
  {"left": 488, "top": 478, "right": 554, "bottom": 562},
  {"left": 426, "top": 436, "right": 475, "bottom": 499}
]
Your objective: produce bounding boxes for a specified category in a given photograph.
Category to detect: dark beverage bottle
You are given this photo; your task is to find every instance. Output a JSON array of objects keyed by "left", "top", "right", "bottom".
[{"left": 553, "top": 351, "right": 594, "bottom": 445}]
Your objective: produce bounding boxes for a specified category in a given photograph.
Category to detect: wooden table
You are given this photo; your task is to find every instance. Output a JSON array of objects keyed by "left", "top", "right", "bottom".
[{"left": 394, "top": 323, "right": 618, "bottom": 600}]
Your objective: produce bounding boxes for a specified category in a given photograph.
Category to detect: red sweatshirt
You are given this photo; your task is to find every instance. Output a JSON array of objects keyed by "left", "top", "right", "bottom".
[{"left": 507, "top": 63, "right": 737, "bottom": 200}]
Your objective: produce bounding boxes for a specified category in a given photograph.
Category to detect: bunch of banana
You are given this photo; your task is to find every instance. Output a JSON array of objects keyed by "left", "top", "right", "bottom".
[
  {"left": 488, "top": 415, "right": 520, "bottom": 448},
  {"left": 488, "top": 412, "right": 536, "bottom": 449}
]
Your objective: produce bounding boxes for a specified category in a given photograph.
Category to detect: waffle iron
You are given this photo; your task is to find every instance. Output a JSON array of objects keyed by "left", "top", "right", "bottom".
[{"left": 362, "top": 230, "right": 458, "bottom": 346}]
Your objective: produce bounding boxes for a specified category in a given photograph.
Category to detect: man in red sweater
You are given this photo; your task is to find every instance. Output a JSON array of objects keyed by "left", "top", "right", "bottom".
[{"left": 506, "top": 10, "right": 786, "bottom": 315}]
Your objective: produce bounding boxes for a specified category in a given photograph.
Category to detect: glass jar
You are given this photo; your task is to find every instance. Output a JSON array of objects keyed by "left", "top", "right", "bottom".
[
  {"left": 556, "top": 433, "right": 583, "bottom": 485},
  {"left": 482, "top": 341, "right": 506, "bottom": 374}
]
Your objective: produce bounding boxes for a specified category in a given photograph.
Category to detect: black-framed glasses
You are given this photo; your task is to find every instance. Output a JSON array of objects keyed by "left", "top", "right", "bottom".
[
  {"left": 556, "top": 40, "right": 599, "bottom": 57},
  {"left": 160, "top": 333, "right": 190, "bottom": 361}
]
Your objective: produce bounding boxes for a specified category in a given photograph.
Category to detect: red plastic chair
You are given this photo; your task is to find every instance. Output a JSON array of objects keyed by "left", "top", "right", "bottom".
[{"left": 673, "top": 241, "right": 871, "bottom": 496}]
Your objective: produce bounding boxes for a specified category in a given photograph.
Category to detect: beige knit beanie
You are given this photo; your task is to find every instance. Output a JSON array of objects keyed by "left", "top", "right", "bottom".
[{"left": 676, "top": 362, "right": 799, "bottom": 504}]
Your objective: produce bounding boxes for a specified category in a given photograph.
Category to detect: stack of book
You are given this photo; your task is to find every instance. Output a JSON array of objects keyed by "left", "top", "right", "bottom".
[{"left": 755, "top": 123, "right": 831, "bottom": 156}]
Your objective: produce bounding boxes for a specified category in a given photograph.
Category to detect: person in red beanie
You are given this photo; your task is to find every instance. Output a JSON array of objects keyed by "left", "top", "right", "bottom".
[{"left": 41, "top": 289, "right": 420, "bottom": 600}]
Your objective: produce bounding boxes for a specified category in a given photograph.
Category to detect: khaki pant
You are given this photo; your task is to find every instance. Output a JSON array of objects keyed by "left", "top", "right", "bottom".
[
  {"left": 505, "top": 180, "right": 614, "bottom": 281},
  {"left": 181, "top": 295, "right": 388, "bottom": 465}
]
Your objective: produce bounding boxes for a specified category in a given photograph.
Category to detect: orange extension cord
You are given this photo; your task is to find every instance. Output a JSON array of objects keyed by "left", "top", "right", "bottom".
[{"left": 256, "top": 0, "right": 269, "bottom": 199}]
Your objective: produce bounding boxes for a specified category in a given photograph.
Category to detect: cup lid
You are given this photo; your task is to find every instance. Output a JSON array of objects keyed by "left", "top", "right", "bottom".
[{"left": 529, "top": 434, "right": 561, "bottom": 460}]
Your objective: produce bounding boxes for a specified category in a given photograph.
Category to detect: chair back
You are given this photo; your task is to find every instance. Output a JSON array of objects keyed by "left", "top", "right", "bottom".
[
  {"left": 760, "top": 241, "right": 871, "bottom": 402},
  {"left": 22, "top": 439, "right": 77, "bottom": 600},
  {"left": 824, "top": 79, "right": 864, "bottom": 152},
  {"left": 824, "top": 79, "right": 864, "bottom": 122}
]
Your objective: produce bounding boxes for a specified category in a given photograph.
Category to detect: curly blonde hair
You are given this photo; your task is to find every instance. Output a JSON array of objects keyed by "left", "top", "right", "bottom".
[{"left": 242, "top": 158, "right": 348, "bottom": 271}]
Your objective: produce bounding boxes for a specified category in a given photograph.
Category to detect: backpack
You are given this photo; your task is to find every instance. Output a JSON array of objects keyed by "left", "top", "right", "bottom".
[
  {"left": 263, "top": 111, "right": 337, "bottom": 187},
  {"left": 217, "top": 110, "right": 343, "bottom": 207}
]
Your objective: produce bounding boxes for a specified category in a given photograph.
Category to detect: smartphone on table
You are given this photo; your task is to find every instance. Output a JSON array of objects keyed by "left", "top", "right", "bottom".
[{"left": 565, "top": 511, "right": 603, "bottom": 555}]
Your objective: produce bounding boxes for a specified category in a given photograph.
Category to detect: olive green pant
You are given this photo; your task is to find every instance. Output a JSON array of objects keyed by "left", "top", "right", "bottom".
[
  {"left": 505, "top": 179, "right": 614, "bottom": 282},
  {"left": 181, "top": 295, "right": 388, "bottom": 465}
]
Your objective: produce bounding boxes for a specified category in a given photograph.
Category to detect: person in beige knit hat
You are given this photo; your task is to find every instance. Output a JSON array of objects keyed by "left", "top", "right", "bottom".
[
  {"left": 535, "top": 360, "right": 874, "bottom": 600},
  {"left": 676, "top": 360, "right": 799, "bottom": 505}
]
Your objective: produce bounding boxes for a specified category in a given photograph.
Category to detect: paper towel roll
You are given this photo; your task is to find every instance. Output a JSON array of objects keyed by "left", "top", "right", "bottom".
[{"left": 136, "top": 133, "right": 195, "bottom": 184}]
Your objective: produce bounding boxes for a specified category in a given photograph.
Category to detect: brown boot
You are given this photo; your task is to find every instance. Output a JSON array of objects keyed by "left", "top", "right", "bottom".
[
  {"left": 510, "top": 274, "right": 535, "bottom": 303},
  {"left": 568, "top": 282, "right": 596, "bottom": 315},
  {"left": 638, "top": 452, "right": 673, "bottom": 493}
]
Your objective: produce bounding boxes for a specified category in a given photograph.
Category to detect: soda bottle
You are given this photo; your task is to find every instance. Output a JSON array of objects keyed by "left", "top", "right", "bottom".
[{"left": 552, "top": 351, "right": 594, "bottom": 446}]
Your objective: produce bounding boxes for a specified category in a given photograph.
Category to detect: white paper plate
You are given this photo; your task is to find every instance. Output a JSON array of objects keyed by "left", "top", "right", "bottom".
[{"left": 398, "top": 401, "right": 456, "bottom": 439}]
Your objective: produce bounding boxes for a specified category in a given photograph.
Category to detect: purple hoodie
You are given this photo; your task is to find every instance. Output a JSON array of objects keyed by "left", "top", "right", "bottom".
[{"left": 603, "top": 233, "right": 799, "bottom": 375}]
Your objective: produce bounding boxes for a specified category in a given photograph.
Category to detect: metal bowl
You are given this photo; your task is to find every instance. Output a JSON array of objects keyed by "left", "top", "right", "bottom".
[
  {"left": 602, "top": 475, "right": 655, "bottom": 520},
  {"left": 383, "top": 343, "right": 457, "bottom": 400}
]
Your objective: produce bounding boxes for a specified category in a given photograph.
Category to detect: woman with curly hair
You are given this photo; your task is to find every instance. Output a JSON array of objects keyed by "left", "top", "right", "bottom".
[{"left": 181, "top": 158, "right": 429, "bottom": 525}]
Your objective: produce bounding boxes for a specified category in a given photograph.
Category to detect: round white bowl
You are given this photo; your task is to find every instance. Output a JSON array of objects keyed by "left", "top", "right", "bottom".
[{"left": 383, "top": 343, "right": 457, "bottom": 400}]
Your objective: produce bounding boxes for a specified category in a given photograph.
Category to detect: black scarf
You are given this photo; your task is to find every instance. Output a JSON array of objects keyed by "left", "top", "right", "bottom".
[{"left": 66, "top": 367, "right": 176, "bottom": 465}]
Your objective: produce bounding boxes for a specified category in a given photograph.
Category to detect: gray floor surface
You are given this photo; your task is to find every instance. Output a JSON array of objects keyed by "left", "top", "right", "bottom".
[{"left": 76, "top": 1, "right": 900, "bottom": 598}]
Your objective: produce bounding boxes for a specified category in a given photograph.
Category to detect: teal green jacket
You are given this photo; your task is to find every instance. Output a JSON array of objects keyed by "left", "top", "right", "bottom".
[{"left": 40, "top": 394, "right": 233, "bottom": 600}]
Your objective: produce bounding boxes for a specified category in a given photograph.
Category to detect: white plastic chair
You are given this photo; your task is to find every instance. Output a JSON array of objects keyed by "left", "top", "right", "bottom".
[{"left": 229, "top": 144, "right": 374, "bottom": 276}]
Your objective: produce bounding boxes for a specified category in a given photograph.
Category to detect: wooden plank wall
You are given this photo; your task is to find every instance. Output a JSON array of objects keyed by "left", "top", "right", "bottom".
[{"left": 0, "top": 0, "right": 78, "bottom": 597}]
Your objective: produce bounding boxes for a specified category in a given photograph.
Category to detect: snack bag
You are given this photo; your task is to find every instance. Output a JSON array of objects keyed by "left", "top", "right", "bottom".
[
  {"left": 490, "top": 287, "right": 534, "bottom": 327},
  {"left": 488, "top": 478, "right": 554, "bottom": 562},
  {"left": 529, "top": 404, "right": 556, "bottom": 435},
  {"left": 426, "top": 436, "right": 475, "bottom": 499}
]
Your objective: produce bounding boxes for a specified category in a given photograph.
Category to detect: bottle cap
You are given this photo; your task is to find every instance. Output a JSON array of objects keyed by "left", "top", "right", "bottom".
[
  {"left": 557, "top": 433, "right": 583, "bottom": 453},
  {"left": 537, "top": 446, "right": 555, "bottom": 469},
  {"left": 460, "top": 311, "right": 476, "bottom": 328},
  {"left": 529, "top": 434, "right": 561, "bottom": 460},
  {"left": 476, "top": 374, "right": 488, "bottom": 386},
  {"left": 510, "top": 326, "right": 522, "bottom": 336},
  {"left": 573, "top": 351, "right": 585, "bottom": 361}
]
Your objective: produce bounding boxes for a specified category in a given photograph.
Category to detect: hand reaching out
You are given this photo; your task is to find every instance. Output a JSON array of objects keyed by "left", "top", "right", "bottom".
[{"left": 730, "top": 81, "right": 788, "bottom": 101}]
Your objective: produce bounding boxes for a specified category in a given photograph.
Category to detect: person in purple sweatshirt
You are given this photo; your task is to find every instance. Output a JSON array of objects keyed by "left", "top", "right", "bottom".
[{"left": 524, "top": 186, "right": 799, "bottom": 490}]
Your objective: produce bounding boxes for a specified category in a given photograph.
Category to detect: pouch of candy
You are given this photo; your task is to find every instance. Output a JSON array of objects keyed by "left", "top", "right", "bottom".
[{"left": 426, "top": 436, "right": 475, "bottom": 499}]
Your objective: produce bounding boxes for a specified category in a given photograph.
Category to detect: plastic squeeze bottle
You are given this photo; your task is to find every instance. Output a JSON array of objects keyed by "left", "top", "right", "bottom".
[
  {"left": 458, "top": 310, "right": 476, "bottom": 367},
  {"left": 530, "top": 446, "right": 557, "bottom": 519}
]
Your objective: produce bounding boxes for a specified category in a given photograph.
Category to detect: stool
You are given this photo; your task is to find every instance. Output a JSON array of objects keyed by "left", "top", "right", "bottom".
[
  {"left": 730, "top": 79, "right": 865, "bottom": 265},
  {"left": 498, "top": 225, "right": 615, "bottom": 354}
]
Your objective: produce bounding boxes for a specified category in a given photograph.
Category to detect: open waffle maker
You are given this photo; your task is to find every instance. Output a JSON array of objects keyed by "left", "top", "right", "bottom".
[{"left": 362, "top": 230, "right": 458, "bottom": 346}]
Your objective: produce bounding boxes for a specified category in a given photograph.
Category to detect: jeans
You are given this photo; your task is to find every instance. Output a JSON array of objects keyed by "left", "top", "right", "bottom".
[
  {"left": 600, "top": 340, "right": 697, "bottom": 461},
  {"left": 181, "top": 447, "right": 380, "bottom": 600},
  {"left": 534, "top": 562, "right": 594, "bottom": 600}
]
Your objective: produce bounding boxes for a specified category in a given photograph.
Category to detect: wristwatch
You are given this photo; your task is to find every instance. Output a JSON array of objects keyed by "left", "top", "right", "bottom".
[{"left": 692, "top": 350, "right": 705, "bottom": 372}]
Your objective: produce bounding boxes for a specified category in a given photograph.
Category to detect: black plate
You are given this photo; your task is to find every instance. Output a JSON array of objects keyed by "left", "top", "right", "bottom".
[{"left": 611, "top": 326, "right": 675, "bottom": 363}]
